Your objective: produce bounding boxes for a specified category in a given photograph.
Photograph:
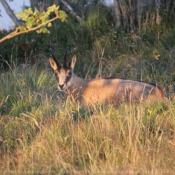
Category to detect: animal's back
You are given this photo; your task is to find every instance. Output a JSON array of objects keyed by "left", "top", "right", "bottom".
[{"left": 79, "top": 78, "right": 165, "bottom": 106}]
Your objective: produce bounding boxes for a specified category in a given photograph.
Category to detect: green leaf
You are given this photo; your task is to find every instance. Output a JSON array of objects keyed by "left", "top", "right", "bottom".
[
  {"left": 19, "top": 26, "right": 27, "bottom": 32},
  {"left": 24, "top": 8, "right": 33, "bottom": 15},
  {"left": 39, "top": 13, "right": 49, "bottom": 24},
  {"left": 47, "top": 4, "right": 59, "bottom": 14},
  {"left": 33, "top": 8, "right": 39, "bottom": 15},
  {"left": 39, "top": 27, "right": 50, "bottom": 34},
  {"left": 47, "top": 23, "right": 52, "bottom": 27},
  {"left": 58, "top": 10, "right": 67, "bottom": 22},
  {"left": 26, "top": 16, "right": 36, "bottom": 27},
  {"left": 17, "top": 11, "right": 28, "bottom": 21}
]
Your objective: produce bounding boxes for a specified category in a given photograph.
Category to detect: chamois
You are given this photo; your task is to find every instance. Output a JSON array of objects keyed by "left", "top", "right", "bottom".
[{"left": 49, "top": 48, "right": 166, "bottom": 106}]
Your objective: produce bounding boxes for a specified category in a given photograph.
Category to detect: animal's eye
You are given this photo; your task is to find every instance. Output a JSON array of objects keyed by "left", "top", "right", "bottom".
[
  {"left": 54, "top": 72, "right": 57, "bottom": 76},
  {"left": 68, "top": 72, "right": 72, "bottom": 76}
]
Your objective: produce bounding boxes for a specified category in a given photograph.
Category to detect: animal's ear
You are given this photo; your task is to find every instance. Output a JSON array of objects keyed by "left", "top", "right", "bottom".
[
  {"left": 69, "top": 55, "right": 76, "bottom": 69},
  {"left": 49, "top": 56, "right": 58, "bottom": 70}
]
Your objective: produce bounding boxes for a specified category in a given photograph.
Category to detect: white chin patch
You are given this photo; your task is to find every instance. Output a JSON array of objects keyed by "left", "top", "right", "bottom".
[{"left": 58, "top": 85, "right": 67, "bottom": 91}]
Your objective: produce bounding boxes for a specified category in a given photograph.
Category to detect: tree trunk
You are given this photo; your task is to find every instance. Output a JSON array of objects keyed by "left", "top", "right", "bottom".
[
  {"left": 128, "top": 0, "right": 134, "bottom": 26},
  {"left": 155, "top": 0, "right": 162, "bottom": 25},
  {"left": 119, "top": 0, "right": 128, "bottom": 27},
  {"left": 137, "top": 0, "right": 142, "bottom": 33},
  {"left": 60, "top": 0, "right": 83, "bottom": 25},
  {"left": 143, "top": 11, "right": 150, "bottom": 26},
  {"left": 0, "top": 0, "right": 21, "bottom": 26},
  {"left": 114, "top": 0, "right": 121, "bottom": 27}
]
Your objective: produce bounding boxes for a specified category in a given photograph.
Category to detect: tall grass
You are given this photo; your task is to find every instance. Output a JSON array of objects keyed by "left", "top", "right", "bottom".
[
  {"left": 1, "top": 7, "right": 175, "bottom": 174},
  {"left": 0, "top": 52, "right": 175, "bottom": 174}
]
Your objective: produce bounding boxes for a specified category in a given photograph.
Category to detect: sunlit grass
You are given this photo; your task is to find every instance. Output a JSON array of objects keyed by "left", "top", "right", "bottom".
[
  {"left": 0, "top": 60, "right": 175, "bottom": 174},
  {"left": 1, "top": 22, "right": 175, "bottom": 174},
  {"left": 9, "top": 101, "right": 175, "bottom": 174}
]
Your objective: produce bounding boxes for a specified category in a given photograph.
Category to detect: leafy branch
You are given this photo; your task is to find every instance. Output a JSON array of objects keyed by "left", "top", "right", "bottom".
[{"left": 0, "top": 4, "right": 67, "bottom": 43}]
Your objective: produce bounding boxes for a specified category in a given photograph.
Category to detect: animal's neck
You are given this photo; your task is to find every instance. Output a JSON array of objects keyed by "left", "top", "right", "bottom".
[{"left": 66, "top": 74, "right": 87, "bottom": 99}]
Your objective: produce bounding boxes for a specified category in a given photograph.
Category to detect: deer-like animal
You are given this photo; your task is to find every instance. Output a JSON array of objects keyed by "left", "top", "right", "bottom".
[{"left": 49, "top": 48, "right": 166, "bottom": 106}]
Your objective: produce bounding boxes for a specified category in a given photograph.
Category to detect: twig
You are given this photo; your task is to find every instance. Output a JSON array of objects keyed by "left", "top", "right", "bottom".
[{"left": 0, "top": 15, "right": 60, "bottom": 43}]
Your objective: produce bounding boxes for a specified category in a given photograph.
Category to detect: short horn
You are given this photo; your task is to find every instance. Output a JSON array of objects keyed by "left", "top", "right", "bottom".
[
  {"left": 63, "top": 47, "right": 69, "bottom": 67},
  {"left": 49, "top": 48, "right": 61, "bottom": 68}
]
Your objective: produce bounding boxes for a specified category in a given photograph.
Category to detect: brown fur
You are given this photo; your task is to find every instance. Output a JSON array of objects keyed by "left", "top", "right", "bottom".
[{"left": 66, "top": 74, "right": 166, "bottom": 106}]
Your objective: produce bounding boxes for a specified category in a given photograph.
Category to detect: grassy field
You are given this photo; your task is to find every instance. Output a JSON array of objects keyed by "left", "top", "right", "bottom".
[
  {"left": 1, "top": 7, "right": 175, "bottom": 172},
  {"left": 0, "top": 46, "right": 175, "bottom": 174}
]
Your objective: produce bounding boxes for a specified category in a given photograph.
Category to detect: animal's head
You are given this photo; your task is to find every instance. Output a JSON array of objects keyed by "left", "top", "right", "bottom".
[{"left": 49, "top": 48, "right": 76, "bottom": 91}]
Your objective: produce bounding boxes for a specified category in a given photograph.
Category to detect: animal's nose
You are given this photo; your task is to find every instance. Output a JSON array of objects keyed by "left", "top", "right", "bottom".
[{"left": 59, "top": 84, "right": 64, "bottom": 89}]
